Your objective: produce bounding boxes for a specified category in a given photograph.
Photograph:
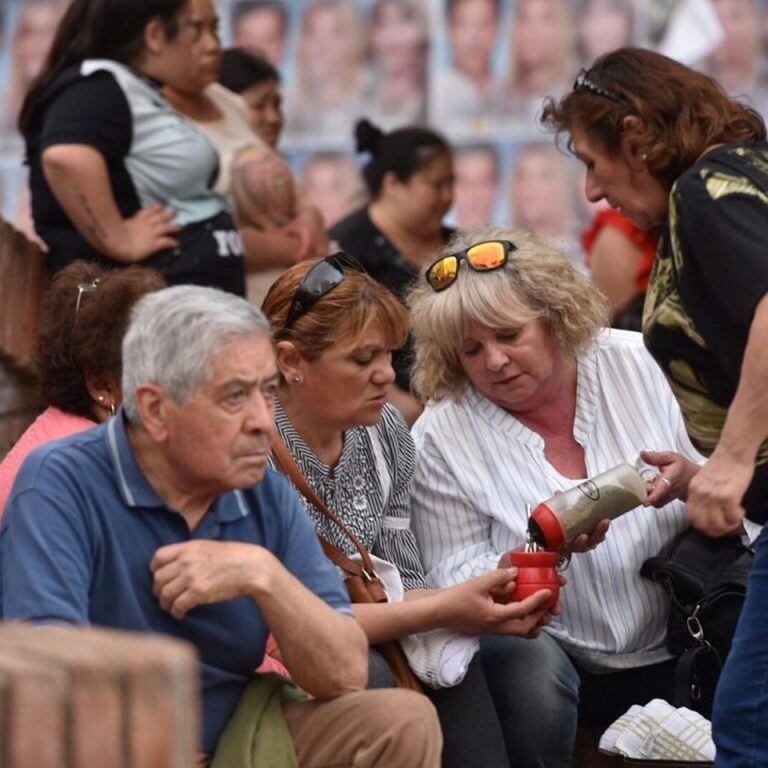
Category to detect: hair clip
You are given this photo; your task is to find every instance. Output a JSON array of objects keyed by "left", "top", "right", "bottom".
[
  {"left": 573, "top": 71, "right": 625, "bottom": 103},
  {"left": 74, "top": 278, "right": 101, "bottom": 316}
]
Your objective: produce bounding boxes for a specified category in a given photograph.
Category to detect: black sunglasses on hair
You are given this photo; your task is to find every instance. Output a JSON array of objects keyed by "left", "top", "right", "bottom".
[{"left": 284, "top": 251, "right": 363, "bottom": 329}]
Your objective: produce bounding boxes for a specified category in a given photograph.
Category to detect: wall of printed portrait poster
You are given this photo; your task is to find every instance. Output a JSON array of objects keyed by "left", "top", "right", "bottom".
[{"left": 0, "top": 0, "right": 764, "bottom": 270}]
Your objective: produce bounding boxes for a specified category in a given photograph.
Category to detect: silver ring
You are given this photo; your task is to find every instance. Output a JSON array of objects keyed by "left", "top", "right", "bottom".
[{"left": 658, "top": 476, "right": 672, "bottom": 489}]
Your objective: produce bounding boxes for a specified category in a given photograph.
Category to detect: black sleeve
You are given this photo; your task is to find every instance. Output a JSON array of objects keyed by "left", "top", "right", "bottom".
[
  {"left": 675, "top": 174, "right": 768, "bottom": 328},
  {"left": 40, "top": 72, "right": 132, "bottom": 161}
]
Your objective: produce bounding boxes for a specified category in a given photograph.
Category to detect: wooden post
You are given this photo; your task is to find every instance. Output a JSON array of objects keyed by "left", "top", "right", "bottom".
[
  {"left": 0, "top": 215, "right": 46, "bottom": 457},
  {"left": 0, "top": 624, "right": 200, "bottom": 768}
]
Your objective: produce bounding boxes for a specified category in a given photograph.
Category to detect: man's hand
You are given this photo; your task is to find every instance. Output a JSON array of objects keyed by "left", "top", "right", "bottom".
[
  {"left": 640, "top": 449, "right": 701, "bottom": 507},
  {"left": 151, "top": 540, "right": 273, "bottom": 619},
  {"left": 686, "top": 449, "right": 751, "bottom": 537},
  {"left": 435, "top": 569, "right": 553, "bottom": 638}
]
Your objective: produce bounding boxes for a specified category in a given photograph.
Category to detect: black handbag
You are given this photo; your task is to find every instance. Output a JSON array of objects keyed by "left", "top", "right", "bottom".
[{"left": 641, "top": 527, "right": 753, "bottom": 717}]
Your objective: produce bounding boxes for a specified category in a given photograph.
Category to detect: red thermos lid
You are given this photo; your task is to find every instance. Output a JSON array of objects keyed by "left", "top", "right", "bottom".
[{"left": 528, "top": 502, "right": 565, "bottom": 550}]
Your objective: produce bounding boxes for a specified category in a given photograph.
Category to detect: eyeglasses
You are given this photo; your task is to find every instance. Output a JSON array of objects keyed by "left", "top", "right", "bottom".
[
  {"left": 573, "top": 71, "right": 625, "bottom": 104},
  {"left": 425, "top": 240, "right": 517, "bottom": 292},
  {"left": 74, "top": 278, "right": 100, "bottom": 317},
  {"left": 284, "top": 252, "right": 362, "bottom": 329}
]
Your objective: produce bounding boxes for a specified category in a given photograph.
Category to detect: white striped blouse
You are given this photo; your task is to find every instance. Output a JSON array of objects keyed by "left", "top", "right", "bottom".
[{"left": 411, "top": 329, "right": 701, "bottom": 672}]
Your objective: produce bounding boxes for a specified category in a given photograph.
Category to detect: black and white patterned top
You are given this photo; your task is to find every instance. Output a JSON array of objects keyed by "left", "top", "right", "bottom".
[{"left": 272, "top": 400, "right": 427, "bottom": 591}]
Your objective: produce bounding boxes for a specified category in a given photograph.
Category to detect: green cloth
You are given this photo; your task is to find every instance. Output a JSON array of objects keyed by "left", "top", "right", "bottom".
[{"left": 211, "top": 673, "right": 308, "bottom": 768}]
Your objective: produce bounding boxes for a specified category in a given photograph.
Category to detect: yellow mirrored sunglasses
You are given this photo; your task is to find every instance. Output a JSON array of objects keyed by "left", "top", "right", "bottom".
[{"left": 425, "top": 240, "right": 517, "bottom": 292}]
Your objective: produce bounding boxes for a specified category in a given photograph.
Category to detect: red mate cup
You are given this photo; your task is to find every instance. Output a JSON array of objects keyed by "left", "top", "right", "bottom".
[{"left": 509, "top": 551, "right": 560, "bottom": 610}]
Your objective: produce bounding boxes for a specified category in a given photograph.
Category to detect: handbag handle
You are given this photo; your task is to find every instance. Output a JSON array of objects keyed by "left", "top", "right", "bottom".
[{"left": 271, "top": 434, "right": 381, "bottom": 581}]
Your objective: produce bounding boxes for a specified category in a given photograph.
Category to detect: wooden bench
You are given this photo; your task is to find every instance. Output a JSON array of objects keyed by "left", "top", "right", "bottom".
[
  {"left": 576, "top": 726, "right": 622, "bottom": 767},
  {"left": 0, "top": 215, "right": 46, "bottom": 375},
  {"left": 0, "top": 623, "right": 199, "bottom": 767}
]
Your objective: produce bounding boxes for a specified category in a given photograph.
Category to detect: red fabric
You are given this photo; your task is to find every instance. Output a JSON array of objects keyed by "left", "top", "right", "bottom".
[
  {"left": 581, "top": 208, "right": 660, "bottom": 292},
  {"left": 256, "top": 633, "right": 291, "bottom": 678},
  {"left": 0, "top": 407, "right": 95, "bottom": 518}
]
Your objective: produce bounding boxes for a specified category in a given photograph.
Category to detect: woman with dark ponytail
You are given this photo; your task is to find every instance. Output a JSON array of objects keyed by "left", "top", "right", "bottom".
[
  {"left": 20, "top": 0, "right": 246, "bottom": 296},
  {"left": 329, "top": 118, "right": 455, "bottom": 424}
]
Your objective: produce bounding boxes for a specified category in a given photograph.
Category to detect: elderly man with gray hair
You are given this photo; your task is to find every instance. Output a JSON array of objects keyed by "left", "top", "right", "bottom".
[{"left": 0, "top": 285, "right": 441, "bottom": 766}]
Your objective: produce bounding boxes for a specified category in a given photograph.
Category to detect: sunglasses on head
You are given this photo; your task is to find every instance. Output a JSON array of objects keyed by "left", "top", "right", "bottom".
[
  {"left": 284, "top": 251, "right": 363, "bottom": 329},
  {"left": 425, "top": 240, "right": 517, "bottom": 292}
]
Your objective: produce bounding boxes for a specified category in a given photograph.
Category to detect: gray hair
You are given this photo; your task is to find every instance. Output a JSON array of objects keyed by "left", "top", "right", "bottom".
[
  {"left": 408, "top": 226, "right": 610, "bottom": 402},
  {"left": 122, "top": 286, "right": 271, "bottom": 423}
]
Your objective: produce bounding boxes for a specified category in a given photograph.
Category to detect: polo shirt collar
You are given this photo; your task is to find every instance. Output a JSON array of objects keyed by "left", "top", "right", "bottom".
[
  {"left": 105, "top": 410, "right": 250, "bottom": 523},
  {"left": 106, "top": 410, "right": 164, "bottom": 509}
]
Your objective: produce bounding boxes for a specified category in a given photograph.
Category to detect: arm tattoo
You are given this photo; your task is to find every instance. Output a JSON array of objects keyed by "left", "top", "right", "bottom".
[
  {"left": 73, "top": 183, "right": 110, "bottom": 244},
  {"left": 230, "top": 147, "right": 297, "bottom": 230}
]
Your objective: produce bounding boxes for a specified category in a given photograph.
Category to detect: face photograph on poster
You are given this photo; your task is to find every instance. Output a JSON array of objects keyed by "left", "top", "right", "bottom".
[
  {"left": 449, "top": 142, "right": 502, "bottom": 228},
  {"left": 506, "top": 140, "right": 583, "bottom": 268},
  {"left": 366, "top": 0, "right": 430, "bottom": 129},
  {"left": 229, "top": 0, "right": 289, "bottom": 66},
  {"left": 430, "top": 0, "right": 505, "bottom": 133},
  {"left": 295, "top": 149, "right": 368, "bottom": 228}
]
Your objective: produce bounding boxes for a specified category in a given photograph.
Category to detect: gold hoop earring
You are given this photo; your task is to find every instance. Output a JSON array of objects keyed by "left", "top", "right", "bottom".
[{"left": 96, "top": 395, "right": 116, "bottom": 416}]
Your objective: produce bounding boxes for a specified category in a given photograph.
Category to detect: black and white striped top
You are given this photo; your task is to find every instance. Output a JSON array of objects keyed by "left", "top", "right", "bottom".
[{"left": 272, "top": 400, "right": 427, "bottom": 591}]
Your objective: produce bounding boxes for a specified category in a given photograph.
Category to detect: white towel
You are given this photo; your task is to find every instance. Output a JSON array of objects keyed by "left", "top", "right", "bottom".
[
  {"left": 599, "top": 705, "right": 645, "bottom": 754},
  {"left": 599, "top": 699, "right": 715, "bottom": 762},
  {"left": 401, "top": 630, "right": 479, "bottom": 688},
  {"left": 348, "top": 554, "right": 478, "bottom": 688},
  {"left": 641, "top": 701, "right": 716, "bottom": 762}
]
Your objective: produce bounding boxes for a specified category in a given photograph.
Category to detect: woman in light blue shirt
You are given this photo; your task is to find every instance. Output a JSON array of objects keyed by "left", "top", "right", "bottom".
[{"left": 20, "top": 0, "right": 245, "bottom": 295}]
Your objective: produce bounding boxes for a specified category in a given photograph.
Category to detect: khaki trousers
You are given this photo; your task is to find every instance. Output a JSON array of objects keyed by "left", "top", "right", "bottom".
[{"left": 284, "top": 688, "right": 442, "bottom": 768}]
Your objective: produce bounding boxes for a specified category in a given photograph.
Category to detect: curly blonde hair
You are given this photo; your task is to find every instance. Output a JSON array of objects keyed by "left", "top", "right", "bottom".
[{"left": 408, "top": 227, "right": 610, "bottom": 401}]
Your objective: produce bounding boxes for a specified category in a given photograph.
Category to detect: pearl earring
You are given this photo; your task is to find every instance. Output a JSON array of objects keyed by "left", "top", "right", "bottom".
[{"left": 292, "top": 376, "right": 303, "bottom": 384}]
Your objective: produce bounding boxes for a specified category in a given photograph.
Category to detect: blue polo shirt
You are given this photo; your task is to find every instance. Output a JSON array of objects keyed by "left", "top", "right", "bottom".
[{"left": 0, "top": 412, "right": 352, "bottom": 753}]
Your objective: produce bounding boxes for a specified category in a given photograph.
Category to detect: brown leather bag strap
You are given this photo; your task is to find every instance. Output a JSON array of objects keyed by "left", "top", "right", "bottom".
[
  {"left": 272, "top": 435, "right": 421, "bottom": 693},
  {"left": 271, "top": 435, "right": 379, "bottom": 578}
]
